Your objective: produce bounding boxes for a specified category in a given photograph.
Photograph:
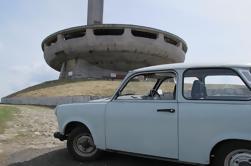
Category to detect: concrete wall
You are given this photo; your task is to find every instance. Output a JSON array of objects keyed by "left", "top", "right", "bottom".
[
  {"left": 42, "top": 24, "right": 187, "bottom": 80},
  {"left": 1, "top": 96, "right": 105, "bottom": 106}
]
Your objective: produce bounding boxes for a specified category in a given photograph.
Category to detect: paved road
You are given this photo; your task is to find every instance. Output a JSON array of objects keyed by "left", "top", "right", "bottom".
[{"left": 7, "top": 147, "right": 191, "bottom": 166}]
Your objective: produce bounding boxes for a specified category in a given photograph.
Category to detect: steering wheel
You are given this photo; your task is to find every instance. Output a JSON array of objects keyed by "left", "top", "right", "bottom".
[{"left": 149, "top": 89, "right": 160, "bottom": 98}]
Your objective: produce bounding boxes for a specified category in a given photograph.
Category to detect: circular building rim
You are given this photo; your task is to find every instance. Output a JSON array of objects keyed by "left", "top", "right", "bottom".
[{"left": 41, "top": 24, "right": 188, "bottom": 52}]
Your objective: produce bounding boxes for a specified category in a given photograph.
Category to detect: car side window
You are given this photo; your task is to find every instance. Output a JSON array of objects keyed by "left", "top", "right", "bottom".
[
  {"left": 157, "top": 77, "right": 176, "bottom": 100},
  {"left": 183, "top": 68, "right": 251, "bottom": 100},
  {"left": 183, "top": 77, "right": 199, "bottom": 98},
  {"left": 117, "top": 72, "right": 176, "bottom": 100},
  {"left": 119, "top": 74, "right": 157, "bottom": 98}
]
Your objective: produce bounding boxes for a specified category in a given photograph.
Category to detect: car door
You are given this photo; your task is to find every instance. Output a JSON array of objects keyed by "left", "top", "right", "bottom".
[
  {"left": 178, "top": 68, "right": 251, "bottom": 164},
  {"left": 105, "top": 71, "right": 179, "bottom": 159}
]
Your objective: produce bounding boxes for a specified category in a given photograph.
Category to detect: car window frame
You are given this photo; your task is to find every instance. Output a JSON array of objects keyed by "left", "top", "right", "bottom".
[
  {"left": 112, "top": 70, "right": 178, "bottom": 101},
  {"left": 154, "top": 76, "right": 177, "bottom": 101},
  {"left": 182, "top": 67, "right": 251, "bottom": 101}
]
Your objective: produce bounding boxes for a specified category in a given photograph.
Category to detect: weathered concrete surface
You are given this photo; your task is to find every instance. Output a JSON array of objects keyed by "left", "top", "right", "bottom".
[
  {"left": 1, "top": 96, "right": 105, "bottom": 106},
  {"left": 42, "top": 24, "right": 187, "bottom": 79},
  {"left": 42, "top": 0, "right": 188, "bottom": 80}
]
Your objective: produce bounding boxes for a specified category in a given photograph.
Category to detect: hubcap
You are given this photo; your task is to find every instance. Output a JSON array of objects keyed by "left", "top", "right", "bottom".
[
  {"left": 73, "top": 135, "right": 97, "bottom": 157},
  {"left": 224, "top": 149, "right": 251, "bottom": 166}
]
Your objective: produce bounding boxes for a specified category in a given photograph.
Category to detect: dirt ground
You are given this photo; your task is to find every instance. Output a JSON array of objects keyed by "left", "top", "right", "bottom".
[
  {"left": 0, "top": 104, "right": 190, "bottom": 166},
  {"left": 0, "top": 105, "right": 63, "bottom": 165}
]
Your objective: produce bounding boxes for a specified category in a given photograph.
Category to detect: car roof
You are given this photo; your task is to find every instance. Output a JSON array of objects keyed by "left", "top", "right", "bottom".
[{"left": 133, "top": 63, "right": 251, "bottom": 73}]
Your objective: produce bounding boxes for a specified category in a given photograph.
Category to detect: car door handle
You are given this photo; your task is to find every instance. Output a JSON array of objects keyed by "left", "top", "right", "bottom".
[{"left": 157, "top": 109, "right": 175, "bottom": 113}]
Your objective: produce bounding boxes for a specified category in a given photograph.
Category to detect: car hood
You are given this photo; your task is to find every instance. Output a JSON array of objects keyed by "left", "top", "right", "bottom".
[
  {"left": 56, "top": 97, "right": 111, "bottom": 109},
  {"left": 89, "top": 97, "right": 111, "bottom": 103},
  {"left": 55, "top": 98, "right": 110, "bottom": 115}
]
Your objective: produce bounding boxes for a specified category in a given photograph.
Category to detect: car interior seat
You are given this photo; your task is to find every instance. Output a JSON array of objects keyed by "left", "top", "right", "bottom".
[{"left": 191, "top": 80, "right": 207, "bottom": 99}]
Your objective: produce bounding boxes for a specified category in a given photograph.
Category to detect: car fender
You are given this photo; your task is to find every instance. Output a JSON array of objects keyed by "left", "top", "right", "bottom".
[
  {"left": 207, "top": 133, "right": 251, "bottom": 162},
  {"left": 56, "top": 103, "right": 107, "bottom": 149}
]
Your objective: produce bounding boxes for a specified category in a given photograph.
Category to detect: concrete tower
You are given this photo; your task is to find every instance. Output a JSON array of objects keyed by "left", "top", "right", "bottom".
[
  {"left": 87, "top": 0, "right": 104, "bottom": 25},
  {"left": 42, "top": 0, "right": 188, "bottom": 79}
]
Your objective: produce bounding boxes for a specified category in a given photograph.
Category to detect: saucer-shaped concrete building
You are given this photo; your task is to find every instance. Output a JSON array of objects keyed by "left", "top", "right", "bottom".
[{"left": 42, "top": 0, "right": 188, "bottom": 79}]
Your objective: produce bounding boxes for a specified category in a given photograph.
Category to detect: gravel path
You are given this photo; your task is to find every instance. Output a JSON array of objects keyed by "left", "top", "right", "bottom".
[{"left": 0, "top": 105, "right": 192, "bottom": 166}]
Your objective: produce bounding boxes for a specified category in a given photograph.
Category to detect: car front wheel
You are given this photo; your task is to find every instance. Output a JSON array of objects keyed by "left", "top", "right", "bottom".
[
  {"left": 67, "top": 127, "right": 102, "bottom": 161},
  {"left": 212, "top": 142, "right": 251, "bottom": 166}
]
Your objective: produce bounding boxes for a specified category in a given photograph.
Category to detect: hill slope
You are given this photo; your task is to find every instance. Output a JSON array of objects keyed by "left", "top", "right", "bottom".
[{"left": 7, "top": 79, "right": 121, "bottom": 98}]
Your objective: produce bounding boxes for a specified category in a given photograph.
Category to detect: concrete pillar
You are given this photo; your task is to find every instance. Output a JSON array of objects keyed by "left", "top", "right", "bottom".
[
  {"left": 177, "top": 42, "right": 183, "bottom": 49},
  {"left": 123, "top": 28, "right": 131, "bottom": 37},
  {"left": 87, "top": 0, "right": 104, "bottom": 25},
  {"left": 158, "top": 33, "right": 164, "bottom": 41},
  {"left": 43, "top": 43, "right": 48, "bottom": 50},
  {"left": 59, "top": 62, "right": 66, "bottom": 79},
  {"left": 57, "top": 34, "right": 64, "bottom": 41}
]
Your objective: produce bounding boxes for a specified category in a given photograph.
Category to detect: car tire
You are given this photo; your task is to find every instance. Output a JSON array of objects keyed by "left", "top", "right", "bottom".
[
  {"left": 211, "top": 142, "right": 251, "bottom": 166},
  {"left": 67, "top": 127, "right": 102, "bottom": 161}
]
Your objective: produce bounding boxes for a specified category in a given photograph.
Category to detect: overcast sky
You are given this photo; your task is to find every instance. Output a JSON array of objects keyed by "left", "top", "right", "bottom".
[{"left": 0, "top": 0, "right": 251, "bottom": 98}]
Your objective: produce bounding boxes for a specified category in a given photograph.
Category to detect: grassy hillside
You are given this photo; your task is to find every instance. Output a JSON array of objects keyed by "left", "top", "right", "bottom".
[
  {"left": 0, "top": 106, "right": 18, "bottom": 133},
  {"left": 7, "top": 79, "right": 121, "bottom": 98},
  {"left": 5, "top": 78, "right": 249, "bottom": 99}
]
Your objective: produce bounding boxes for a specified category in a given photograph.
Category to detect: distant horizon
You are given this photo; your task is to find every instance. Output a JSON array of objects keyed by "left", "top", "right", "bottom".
[{"left": 1, "top": 0, "right": 251, "bottom": 98}]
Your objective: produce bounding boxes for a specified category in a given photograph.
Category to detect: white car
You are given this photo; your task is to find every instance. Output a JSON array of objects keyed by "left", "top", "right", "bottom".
[{"left": 54, "top": 63, "right": 251, "bottom": 166}]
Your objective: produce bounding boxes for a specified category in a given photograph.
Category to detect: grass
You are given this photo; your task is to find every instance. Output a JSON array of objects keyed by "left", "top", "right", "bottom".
[
  {"left": 0, "top": 106, "right": 17, "bottom": 133},
  {"left": 7, "top": 79, "right": 176, "bottom": 98},
  {"left": 5, "top": 78, "right": 248, "bottom": 98},
  {"left": 6, "top": 79, "right": 121, "bottom": 98}
]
